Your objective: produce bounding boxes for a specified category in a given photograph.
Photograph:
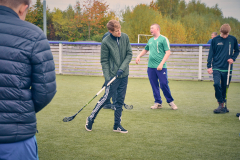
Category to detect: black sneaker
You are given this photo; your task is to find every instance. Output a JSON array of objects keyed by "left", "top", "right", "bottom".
[
  {"left": 236, "top": 113, "right": 240, "bottom": 117},
  {"left": 113, "top": 125, "right": 128, "bottom": 133},
  {"left": 213, "top": 103, "right": 226, "bottom": 114},
  {"left": 85, "top": 117, "right": 93, "bottom": 131},
  {"left": 103, "top": 104, "right": 112, "bottom": 109},
  {"left": 225, "top": 106, "right": 229, "bottom": 113}
]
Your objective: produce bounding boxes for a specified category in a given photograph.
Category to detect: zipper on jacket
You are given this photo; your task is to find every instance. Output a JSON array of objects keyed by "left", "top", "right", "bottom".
[{"left": 117, "top": 38, "right": 122, "bottom": 62}]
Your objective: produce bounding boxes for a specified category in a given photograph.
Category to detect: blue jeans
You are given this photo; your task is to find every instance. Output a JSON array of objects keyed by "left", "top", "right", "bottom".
[
  {"left": 0, "top": 136, "right": 39, "bottom": 160},
  {"left": 147, "top": 68, "right": 174, "bottom": 104}
]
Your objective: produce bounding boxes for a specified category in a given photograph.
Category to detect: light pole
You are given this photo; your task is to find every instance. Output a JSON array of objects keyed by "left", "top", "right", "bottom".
[{"left": 43, "top": 0, "right": 47, "bottom": 36}]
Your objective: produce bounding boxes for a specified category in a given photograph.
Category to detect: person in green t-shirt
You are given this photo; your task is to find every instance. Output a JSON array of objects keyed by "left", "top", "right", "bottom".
[{"left": 136, "top": 23, "right": 177, "bottom": 110}]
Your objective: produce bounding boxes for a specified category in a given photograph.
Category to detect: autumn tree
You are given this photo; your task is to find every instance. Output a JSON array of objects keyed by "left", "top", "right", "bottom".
[
  {"left": 149, "top": 0, "right": 159, "bottom": 11},
  {"left": 25, "top": 0, "right": 43, "bottom": 29},
  {"left": 121, "top": 4, "right": 163, "bottom": 43},
  {"left": 82, "top": 0, "right": 109, "bottom": 39},
  {"left": 52, "top": 8, "right": 80, "bottom": 41},
  {"left": 156, "top": 0, "right": 180, "bottom": 19}
]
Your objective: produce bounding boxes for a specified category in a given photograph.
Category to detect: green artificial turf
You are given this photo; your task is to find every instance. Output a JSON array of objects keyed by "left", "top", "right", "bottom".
[{"left": 36, "top": 75, "right": 240, "bottom": 160}]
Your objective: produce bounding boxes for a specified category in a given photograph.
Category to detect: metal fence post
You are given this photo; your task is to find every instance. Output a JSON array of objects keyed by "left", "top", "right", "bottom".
[
  {"left": 198, "top": 45, "right": 203, "bottom": 80},
  {"left": 59, "top": 42, "right": 62, "bottom": 74}
]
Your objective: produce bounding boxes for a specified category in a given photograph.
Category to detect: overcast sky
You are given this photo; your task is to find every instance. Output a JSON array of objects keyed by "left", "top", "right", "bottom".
[{"left": 33, "top": 0, "right": 240, "bottom": 21}]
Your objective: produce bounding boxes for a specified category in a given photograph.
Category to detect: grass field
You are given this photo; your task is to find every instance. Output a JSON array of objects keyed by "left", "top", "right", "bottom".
[{"left": 36, "top": 75, "right": 240, "bottom": 160}]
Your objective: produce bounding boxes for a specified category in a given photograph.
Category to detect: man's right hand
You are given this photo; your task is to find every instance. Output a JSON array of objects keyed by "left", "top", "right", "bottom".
[
  {"left": 136, "top": 56, "right": 140, "bottom": 64},
  {"left": 207, "top": 68, "right": 213, "bottom": 74}
]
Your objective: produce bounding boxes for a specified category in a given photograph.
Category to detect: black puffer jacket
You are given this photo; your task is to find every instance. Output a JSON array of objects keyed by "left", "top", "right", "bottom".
[{"left": 0, "top": 6, "right": 57, "bottom": 143}]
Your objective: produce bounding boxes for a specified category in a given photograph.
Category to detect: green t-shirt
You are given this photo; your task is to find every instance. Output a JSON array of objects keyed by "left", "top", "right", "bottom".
[{"left": 145, "top": 35, "right": 170, "bottom": 68}]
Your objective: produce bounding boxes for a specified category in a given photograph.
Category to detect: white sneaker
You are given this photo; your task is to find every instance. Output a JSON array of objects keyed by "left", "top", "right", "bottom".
[
  {"left": 151, "top": 103, "right": 162, "bottom": 109},
  {"left": 169, "top": 102, "right": 177, "bottom": 110}
]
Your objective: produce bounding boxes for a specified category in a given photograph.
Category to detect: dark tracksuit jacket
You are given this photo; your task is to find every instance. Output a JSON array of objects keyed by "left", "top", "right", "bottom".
[
  {"left": 207, "top": 35, "right": 239, "bottom": 71},
  {"left": 207, "top": 35, "right": 239, "bottom": 103}
]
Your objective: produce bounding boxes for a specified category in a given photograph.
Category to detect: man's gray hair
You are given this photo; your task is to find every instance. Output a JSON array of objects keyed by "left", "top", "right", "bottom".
[{"left": 212, "top": 32, "right": 218, "bottom": 36}]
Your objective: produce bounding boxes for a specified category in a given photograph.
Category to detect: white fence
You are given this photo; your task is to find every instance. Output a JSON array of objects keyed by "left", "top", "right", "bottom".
[{"left": 50, "top": 42, "right": 240, "bottom": 82}]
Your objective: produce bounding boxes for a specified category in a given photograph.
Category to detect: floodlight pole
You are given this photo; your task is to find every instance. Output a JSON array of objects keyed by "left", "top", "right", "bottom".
[{"left": 43, "top": 0, "right": 47, "bottom": 36}]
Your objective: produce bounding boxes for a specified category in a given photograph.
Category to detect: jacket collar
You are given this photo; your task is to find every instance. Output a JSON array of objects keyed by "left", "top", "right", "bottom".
[
  {"left": 0, "top": 5, "right": 19, "bottom": 18},
  {"left": 110, "top": 33, "right": 121, "bottom": 42}
]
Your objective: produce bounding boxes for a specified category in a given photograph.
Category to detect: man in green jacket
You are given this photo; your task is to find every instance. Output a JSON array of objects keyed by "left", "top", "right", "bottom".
[{"left": 85, "top": 20, "right": 132, "bottom": 133}]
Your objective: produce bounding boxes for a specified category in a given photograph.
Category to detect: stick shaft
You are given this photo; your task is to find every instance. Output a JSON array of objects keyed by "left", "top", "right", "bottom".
[
  {"left": 63, "top": 77, "right": 117, "bottom": 121},
  {"left": 227, "top": 43, "right": 231, "bottom": 85},
  {"left": 226, "top": 42, "right": 231, "bottom": 107}
]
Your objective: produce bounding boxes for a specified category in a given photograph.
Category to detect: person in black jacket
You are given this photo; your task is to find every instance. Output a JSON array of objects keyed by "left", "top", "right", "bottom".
[
  {"left": 0, "top": 0, "right": 57, "bottom": 159},
  {"left": 207, "top": 24, "right": 239, "bottom": 114}
]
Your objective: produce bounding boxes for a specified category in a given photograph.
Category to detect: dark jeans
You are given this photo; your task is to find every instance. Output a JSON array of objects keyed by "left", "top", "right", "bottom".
[
  {"left": 89, "top": 76, "right": 128, "bottom": 125},
  {"left": 105, "top": 91, "right": 117, "bottom": 105},
  {"left": 213, "top": 70, "right": 232, "bottom": 103}
]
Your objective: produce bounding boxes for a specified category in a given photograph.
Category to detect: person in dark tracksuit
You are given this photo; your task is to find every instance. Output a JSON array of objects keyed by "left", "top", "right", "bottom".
[
  {"left": 0, "top": 0, "right": 57, "bottom": 159},
  {"left": 136, "top": 24, "right": 177, "bottom": 110},
  {"left": 85, "top": 20, "right": 132, "bottom": 133},
  {"left": 207, "top": 24, "right": 239, "bottom": 114}
]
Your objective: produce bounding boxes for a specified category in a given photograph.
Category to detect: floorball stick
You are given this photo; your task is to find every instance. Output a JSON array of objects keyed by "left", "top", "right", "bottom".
[
  {"left": 225, "top": 42, "right": 231, "bottom": 109},
  {"left": 63, "top": 77, "right": 116, "bottom": 122}
]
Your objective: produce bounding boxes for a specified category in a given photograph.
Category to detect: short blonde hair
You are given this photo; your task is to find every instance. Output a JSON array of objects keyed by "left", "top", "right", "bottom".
[
  {"left": 107, "top": 20, "right": 121, "bottom": 32},
  {"left": 151, "top": 23, "right": 160, "bottom": 31},
  {"left": 220, "top": 24, "right": 231, "bottom": 34}
]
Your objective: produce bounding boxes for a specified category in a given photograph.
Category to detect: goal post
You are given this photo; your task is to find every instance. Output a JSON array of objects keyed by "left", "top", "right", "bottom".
[{"left": 138, "top": 34, "right": 153, "bottom": 44}]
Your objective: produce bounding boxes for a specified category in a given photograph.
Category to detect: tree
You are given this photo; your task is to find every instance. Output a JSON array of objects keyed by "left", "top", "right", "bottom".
[
  {"left": 121, "top": 4, "right": 163, "bottom": 43},
  {"left": 156, "top": 0, "right": 180, "bottom": 19},
  {"left": 149, "top": 0, "right": 159, "bottom": 11},
  {"left": 34, "top": 0, "right": 43, "bottom": 29},
  {"left": 25, "top": 0, "right": 43, "bottom": 29},
  {"left": 160, "top": 18, "right": 187, "bottom": 43},
  {"left": 64, "top": 5, "right": 75, "bottom": 20},
  {"left": 82, "top": 0, "right": 109, "bottom": 39}
]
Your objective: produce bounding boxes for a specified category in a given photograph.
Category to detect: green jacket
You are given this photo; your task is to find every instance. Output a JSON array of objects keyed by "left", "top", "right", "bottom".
[{"left": 101, "top": 33, "right": 132, "bottom": 81}]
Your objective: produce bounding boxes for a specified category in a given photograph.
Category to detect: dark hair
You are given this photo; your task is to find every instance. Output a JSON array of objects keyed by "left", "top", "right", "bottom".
[
  {"left": 107, "top": 20, "right": 121, "bottom": 32},
  {"left": 0, "top": 0, "right": 31, "bottom": 9}
]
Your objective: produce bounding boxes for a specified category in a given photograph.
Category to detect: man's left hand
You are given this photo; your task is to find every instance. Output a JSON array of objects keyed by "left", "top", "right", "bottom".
[
  {"left": 227, "top": 58, "right": 234, "bottom": 64},
  {"left": 116, "top": 69, "right": 123, "bottom": 78}
]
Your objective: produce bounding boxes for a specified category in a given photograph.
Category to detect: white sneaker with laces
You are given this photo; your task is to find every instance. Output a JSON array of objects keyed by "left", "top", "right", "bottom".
[
  {"left": 169, "top": 102, "right": 178, "bottom": 110},
  {"left": 151, "top": 103, "right": 162, "bottom": 109}
]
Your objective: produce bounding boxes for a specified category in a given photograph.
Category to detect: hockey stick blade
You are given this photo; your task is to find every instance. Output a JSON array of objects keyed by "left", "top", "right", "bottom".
[
  {"left": 63, "top": 115, "right": 76, "bottom": 122},
  {"left": 124, "top": 104, "right": 133, "bottom": 110}
]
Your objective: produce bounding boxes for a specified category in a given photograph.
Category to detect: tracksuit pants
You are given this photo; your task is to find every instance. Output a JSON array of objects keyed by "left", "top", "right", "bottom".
[
  {"left": 105, "top": 90, "right": 117, "bottom": 105},
  {"left": 213, "top": 70, "right": 232, "bottom": 103},
  {"left": 89, "top": 76, "right": 128, "bottom": 125},
  {"left": 147, "top": 67, "right": 174, "bottom": 104}
]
